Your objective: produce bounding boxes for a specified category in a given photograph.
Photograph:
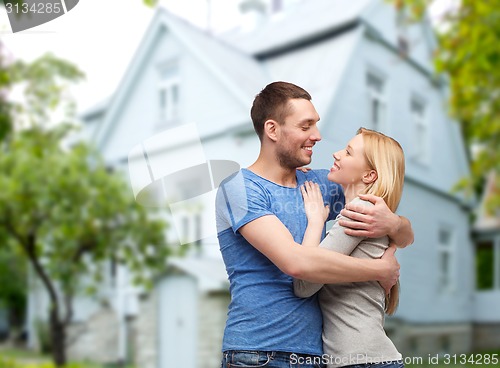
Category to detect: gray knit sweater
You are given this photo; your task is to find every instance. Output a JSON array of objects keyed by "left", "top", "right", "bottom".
[{"left": 293, "top": 198, "right": 402, "bottom": 367}]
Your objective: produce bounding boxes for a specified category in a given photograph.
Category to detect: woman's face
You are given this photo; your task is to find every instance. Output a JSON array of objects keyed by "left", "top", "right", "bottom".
[{"left": 327, "top": 134, "right": 371, "bottom": 186}]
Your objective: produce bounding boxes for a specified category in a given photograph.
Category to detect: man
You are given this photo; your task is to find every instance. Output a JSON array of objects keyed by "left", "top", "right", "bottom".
[{"left": 216, "top": 82, "right": 413, "bottom": 368}]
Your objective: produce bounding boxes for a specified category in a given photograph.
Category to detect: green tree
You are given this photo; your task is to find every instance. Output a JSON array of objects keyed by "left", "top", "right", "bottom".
[
  {"left": 389, "top": 0, "right": 500, "bottom": 212},
  {"left": 0, "top": 241, "right": 27, "bottom": 343},
  {"left": 0, "top": 54, "right": 173, "bottom": 367}
]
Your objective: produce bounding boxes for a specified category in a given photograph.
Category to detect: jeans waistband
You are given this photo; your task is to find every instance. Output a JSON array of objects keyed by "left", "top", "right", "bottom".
[{"left": 223, "top": 350, "right": 321, "bottom": 361}]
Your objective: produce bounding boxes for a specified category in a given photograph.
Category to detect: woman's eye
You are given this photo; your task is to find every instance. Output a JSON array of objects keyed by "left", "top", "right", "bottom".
[{"left": 345, "top": 149, "right": 350, "bottom": 155}]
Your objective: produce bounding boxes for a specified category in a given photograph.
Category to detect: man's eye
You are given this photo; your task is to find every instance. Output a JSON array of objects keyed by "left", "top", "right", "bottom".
[{"left": 302, "top": 126, "right": 310, "bottom": 131}]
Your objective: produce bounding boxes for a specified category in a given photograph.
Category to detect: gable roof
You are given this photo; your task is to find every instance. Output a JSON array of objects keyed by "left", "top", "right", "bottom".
[
  {"left": 220, "top": 0, "right": 371, "bottom": 57},
  {"left": 91, "top": 7, "right": 268, "bottom": 150},
  {"left": 88, "top": 0, "right": 445, "bottom": 157}
]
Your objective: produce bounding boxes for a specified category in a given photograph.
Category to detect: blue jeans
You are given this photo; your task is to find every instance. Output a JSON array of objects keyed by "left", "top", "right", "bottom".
[
  {"left": 222, "top": 350, "right": 325, "bottom": 368},
  {"left": 342, "top": 362, "right": 404, "bottom": 368}
]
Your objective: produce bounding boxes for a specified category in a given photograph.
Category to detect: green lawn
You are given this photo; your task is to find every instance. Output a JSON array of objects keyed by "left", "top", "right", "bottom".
[{"left": 0, "top": 347, "right": 132, "bottom": 368}]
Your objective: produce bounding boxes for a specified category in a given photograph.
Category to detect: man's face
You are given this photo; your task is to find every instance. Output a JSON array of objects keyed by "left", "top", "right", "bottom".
[{"left": 275, "top": 98, "right": 321, "bottom": 169}]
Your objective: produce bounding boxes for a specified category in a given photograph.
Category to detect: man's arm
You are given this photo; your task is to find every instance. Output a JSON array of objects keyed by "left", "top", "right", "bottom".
[
  {"left": 238, "top": 214, "right": 400, "bottom": 292},
  {"left": 338, "top": 193, "right": 414, "bottom": 248}
]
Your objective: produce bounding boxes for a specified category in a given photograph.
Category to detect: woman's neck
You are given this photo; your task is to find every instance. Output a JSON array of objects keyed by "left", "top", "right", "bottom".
[{"left": 341, "top": 183, "right": 368, "bottom": 203}]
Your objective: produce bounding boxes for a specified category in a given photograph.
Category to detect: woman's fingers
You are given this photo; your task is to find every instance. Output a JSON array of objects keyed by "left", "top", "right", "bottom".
[{"left": 302, "top": 181, "right": 324, "bottom": 204}]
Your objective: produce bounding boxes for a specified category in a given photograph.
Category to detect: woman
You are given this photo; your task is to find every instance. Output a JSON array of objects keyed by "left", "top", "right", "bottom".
[{"left": 294, "top": 127, "right": 405, "bottom": 368}]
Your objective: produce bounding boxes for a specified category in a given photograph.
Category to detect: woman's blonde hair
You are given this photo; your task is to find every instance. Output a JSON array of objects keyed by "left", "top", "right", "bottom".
[
  {"left": 357, "top": 127, "right": 405, "bottom": 315},
  {"left": 358, "top": 127, "right": 405, "bottom": 212}
]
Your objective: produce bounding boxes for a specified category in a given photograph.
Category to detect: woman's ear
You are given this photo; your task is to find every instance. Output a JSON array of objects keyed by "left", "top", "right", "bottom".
[
  {"left": 264, "top": 119, "right": 279, "bottom": 142},
  {"left": 362, "top": 169, "right": 378, "bottom": 184}
]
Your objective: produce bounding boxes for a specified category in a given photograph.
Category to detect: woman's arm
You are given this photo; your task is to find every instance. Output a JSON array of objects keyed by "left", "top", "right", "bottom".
[
  {"left": 339, "top": 193, "right": 414, "bottom": 247},
  {"left": 294, "top": 183, "right": 366, "bottom": 298}
]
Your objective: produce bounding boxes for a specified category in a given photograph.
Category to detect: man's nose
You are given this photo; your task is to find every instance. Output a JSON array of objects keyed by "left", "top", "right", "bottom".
[{"left": 310, "top": 126, "right": 322, "bottom": 141}]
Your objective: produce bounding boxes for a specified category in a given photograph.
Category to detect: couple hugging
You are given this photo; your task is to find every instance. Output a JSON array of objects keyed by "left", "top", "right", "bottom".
[{"left": 216, "top": 81, "right": 414, "bottom": 368}]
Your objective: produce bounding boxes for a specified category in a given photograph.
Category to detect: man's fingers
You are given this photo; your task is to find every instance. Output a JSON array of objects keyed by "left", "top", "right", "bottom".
[
  {"left": 343, "top": 228, "right": 371, "bottom": 237},
  {"left": 344, "top": 203, "right": 375, "bottom": 216},
  {"left": 338, "top": 218, "right": 367, "bottom": 230},
  {"left": 384, "top": 244, "right": 397, "bottom": 257},
  {"left": 340, "top": 209, "right": 369, "bottom": 223},
  {"left": 357, "top": 193, "right": 380, "bottom": 204},
  {"left": 344, "top": 202, "right": 368, "bottom": 214}
]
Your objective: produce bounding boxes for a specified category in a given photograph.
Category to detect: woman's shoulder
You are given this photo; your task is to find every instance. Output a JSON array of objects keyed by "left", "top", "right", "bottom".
[
  {"left": 328, "top": 197, "right": 373, "bottom": 227},
  {"left": 349, "top": 196, "right": 374, "bottom": 208}
]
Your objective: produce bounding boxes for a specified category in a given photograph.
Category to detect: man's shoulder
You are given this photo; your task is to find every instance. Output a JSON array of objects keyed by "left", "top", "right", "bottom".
[
  {"left": 219, "top": 169, "right": 261, "bottom": 190},
  {"left": 217, "top": 169, "right": 269, "bottom": 205}
]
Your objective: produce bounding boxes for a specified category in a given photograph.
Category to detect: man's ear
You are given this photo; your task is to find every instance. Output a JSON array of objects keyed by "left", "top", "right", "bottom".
[
  {"left": 362, "top": 170, "right": 378, "bottom": 184},
  {"left": 263, "top": 119, "right": 279, "bottom": 142}
]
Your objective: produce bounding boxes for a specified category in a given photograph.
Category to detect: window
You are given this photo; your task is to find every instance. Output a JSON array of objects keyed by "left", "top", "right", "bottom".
[
  {"left": 272, "top": 0, "right": 283, "bottom": 13},
  {"left": 408, "top": 336, "right": 418, "bottom": 355},
  {"left": 439, "top": 335, "right": 451, "bottom": 355},
  {"left": 438, "top": 227, "right": 455, "bottom": 292},
  {"left": 411, "top": 98, "right": 428, "bottom": 163},
  {"left": 158, "top": 63, "right": 180, "bottom": 124},
  {"left": 176, "top": 180, "right": 204, "bottom": 247},
  {"left": 179, "top": 214, "right": 203, "bottom": 249},
  {"left": 396, "top": 8, "right": 410, "bottom": 56},
  {"left": 366, "top": 72, "right": 386, "bottom": 132},
  {"left": 476, "top": 238, "right": 500, "bottom": 290},
  {"left": 397, "top": 36, "right": 409, "bottom": 56}
]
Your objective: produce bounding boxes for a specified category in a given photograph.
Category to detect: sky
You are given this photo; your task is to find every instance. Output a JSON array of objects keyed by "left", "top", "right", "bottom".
[
  {"left": 0, "top": 0, "right": 241, "bottom": 114},
  {"left": 0, "top": 0, "right": 454, "bottom": 115}
]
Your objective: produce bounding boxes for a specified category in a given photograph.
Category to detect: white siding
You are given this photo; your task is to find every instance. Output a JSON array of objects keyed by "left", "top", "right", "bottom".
[
  {"left": 101, "top": 28, "right": 249, "bottom": 164},
  {"left": 396, "top": 182, "right": 473, "bottom": 323},
  {"left": 157, "top": 275, "right": 198, "bottom": 368}
]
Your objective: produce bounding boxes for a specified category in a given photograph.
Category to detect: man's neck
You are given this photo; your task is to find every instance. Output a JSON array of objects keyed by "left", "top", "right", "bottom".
[{"left": 248, "top": 158, "right": 298, "bottom": 188}]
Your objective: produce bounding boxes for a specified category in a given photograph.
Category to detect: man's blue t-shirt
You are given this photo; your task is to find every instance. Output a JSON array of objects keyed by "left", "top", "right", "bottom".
[{"left": 216, "top": 168, "right": 345, "bottom": 355}]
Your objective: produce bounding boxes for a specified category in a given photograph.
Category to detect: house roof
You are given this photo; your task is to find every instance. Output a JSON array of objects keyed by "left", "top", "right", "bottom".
[
  {"left": 88, "top": 0, "right": 447, "bottom": 172},
  {"left": 87, "top": 1, "right": 379, "bottom": 146},
  {"left": 91, "top": 6, "right": 269, "bottom": 149},
  {"left": 151, "top": 7, "right": 268, "bottom": 103},
  {"left": 220, "top": 0, "right": 371, "bottom": 57},
  {"left": 79, "top": 96, "right": 111, "bottom": 121}
]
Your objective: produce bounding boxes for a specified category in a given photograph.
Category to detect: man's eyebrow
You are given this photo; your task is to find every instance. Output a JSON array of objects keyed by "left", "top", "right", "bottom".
[{"left": 300, "top": 118, "right": 320, "bottom": 125}]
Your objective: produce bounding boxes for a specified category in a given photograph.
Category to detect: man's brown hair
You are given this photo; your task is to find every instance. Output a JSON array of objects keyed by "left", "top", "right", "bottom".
[{"left": 251, "top": 81, "right": 311, "bottom": 140}]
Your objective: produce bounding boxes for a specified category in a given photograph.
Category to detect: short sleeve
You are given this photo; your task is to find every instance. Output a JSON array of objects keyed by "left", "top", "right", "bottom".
[{"left": 216, "top": 171, "right": 274, "bottom": 234}]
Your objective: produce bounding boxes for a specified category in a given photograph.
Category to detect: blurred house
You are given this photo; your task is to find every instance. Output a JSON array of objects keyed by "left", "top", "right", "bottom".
[{"left": 26, "top": 0, "right": 500, "bottom": 367}]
